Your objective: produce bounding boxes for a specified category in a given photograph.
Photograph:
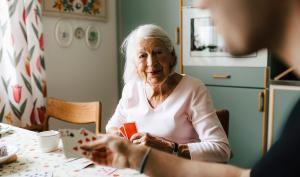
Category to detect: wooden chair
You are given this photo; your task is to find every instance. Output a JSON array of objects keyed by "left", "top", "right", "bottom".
[
  {"left": 43, "top": 97, "right": 101, "bottom": 134},
  {"left": 216, "top": 109, "right": 229, "bottom": 137}
]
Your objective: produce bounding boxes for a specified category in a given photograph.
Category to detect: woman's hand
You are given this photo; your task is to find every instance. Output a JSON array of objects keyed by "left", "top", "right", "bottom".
[
  {"left": 130, "top": 132, "right": 174, "bottom": 153},
  {"left": 80, "top": 134, "right": 147, "bottom": 169},
  {"left": 177, "top": 144, "right": 191, "bottom": 159}
]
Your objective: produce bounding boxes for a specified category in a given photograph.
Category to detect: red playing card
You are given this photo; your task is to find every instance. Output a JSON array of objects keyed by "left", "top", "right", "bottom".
[
  {"left": 119, "top": 126, "right": 127, "bottom": 138},
  {"left": 123, "top": 122, "right": 137, "bottom": 140}
]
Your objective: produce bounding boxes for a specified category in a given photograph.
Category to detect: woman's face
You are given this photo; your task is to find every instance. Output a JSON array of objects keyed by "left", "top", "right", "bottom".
[{"left": 136, "top": 38, "right": 175, "bottom": 86}]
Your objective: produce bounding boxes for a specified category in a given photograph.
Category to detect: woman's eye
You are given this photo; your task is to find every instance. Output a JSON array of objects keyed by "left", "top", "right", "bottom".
[
  {"left": 139, "top": 54, "right": 147, "bottom": 59},
  {"left": 153, "top": 49, "right": 163, "bottom": 55}
]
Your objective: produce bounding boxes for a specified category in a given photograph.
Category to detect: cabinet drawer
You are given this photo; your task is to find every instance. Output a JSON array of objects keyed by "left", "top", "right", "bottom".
[{"left": 184, "top": 66, "right": 267, "bottom": 88}]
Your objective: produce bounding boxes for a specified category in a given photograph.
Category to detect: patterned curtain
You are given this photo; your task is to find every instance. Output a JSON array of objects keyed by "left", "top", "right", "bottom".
[{"left": 0, "top": 0, "right": 47, "bottom": 130}]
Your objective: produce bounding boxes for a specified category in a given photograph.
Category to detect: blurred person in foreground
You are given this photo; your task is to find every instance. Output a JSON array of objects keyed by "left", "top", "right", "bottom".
[{"left": 82, "top": 0, "right": 300, "bottom": 176}]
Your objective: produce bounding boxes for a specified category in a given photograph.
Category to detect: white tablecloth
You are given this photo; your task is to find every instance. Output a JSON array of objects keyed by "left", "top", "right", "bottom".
[{"left": 0, "top": 123, "right": 145, "bottom": 177}]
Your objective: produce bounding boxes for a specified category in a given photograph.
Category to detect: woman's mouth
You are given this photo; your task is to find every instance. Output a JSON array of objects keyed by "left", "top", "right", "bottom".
[{"left": 147, "top": 70, "right": 162, "bottom": 76}]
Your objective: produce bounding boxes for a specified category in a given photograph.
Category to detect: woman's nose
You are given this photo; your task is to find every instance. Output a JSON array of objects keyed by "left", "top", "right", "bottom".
[{"left": 146, "top": 54, "right": 158, "bottom": 66}]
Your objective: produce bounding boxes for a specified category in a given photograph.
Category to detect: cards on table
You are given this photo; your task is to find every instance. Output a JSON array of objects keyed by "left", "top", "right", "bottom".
[
  {"left": 22, "top": 170, "right": 52, "bottom": 177},
  {"left": 60, "top": 128, "right": 97, "bottom": 158},
  {"left": 119, "top": 122, "right": 138, "bottom": 140},
  {"left": 65, "top": 158, "right": 94, "bottom": 171}
]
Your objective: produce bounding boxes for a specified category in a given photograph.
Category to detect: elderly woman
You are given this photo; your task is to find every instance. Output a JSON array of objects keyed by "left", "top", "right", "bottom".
[{"left": 106, "top": 24, "right": 230, "bottom": 162}]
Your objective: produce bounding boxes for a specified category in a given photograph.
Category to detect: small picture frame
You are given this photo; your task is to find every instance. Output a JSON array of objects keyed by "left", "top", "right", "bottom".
[
  {"left": 85, "top": 25, "right": 101, "bottom": 49},
  {"left": 74, "top": 27, "right": 85, "bottom": 39},
  {"left": 42, "top": 0, "right": 107, "bottom": 22},
  {"left": 55, "top": 19, "right": 73, "bottom": 47}
]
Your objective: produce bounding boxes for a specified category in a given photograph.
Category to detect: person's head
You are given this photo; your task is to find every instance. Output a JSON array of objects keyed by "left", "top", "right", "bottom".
[
  {"left": 196, "top": 0, "right": 289, "bottom": 56},
  {"left": 121, "top": 24, "right": 177, "bottom": 85}
]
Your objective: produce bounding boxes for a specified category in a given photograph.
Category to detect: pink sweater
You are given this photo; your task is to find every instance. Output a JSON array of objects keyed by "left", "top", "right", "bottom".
[{"left": 106, "top": 75, "right": 230, "bottom": 162}]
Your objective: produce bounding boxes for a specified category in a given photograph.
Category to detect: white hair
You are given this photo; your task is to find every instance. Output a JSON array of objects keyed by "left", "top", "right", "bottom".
[{"left": 121, "top": 24, "right": 177, "bottom": 84}]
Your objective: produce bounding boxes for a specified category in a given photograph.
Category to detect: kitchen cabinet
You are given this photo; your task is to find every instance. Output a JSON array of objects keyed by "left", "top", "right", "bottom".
[
  {"left": 267, "top": 84, "right": 300, "bottom": 149},
  {"left": 185, "top": 66, "right": 268, "bottom": 168}
]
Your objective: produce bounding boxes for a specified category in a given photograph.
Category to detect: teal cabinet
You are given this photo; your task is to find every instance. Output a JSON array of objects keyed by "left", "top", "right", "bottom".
[
  {"left": 267, "top": 85, "right": 300, "bottom": 149},
  {"left": 208, "top": 86, "right": 267, "bottom": 168},
  {"left": 185, "top": 66, "right": 268, "bottom": 168}
]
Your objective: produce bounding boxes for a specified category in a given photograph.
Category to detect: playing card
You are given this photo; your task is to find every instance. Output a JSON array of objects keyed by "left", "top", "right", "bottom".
[
  {"left": 60, "top": 128, "right": 98, "bottom": 158},
  {"left": 119, "top": 126, "right": 127, "bottom": 138},
  {"left": 96, "top": 166, "right": 118, "bottom": 175},
  {"left": 123, "top": 122, "right": 138, "bottom": 140},
  {"left": 22, "top": 170, "right": 52, "bottom": 177},
  {"left": 65, "top": 158, "right": 94, "bottom": 171}
]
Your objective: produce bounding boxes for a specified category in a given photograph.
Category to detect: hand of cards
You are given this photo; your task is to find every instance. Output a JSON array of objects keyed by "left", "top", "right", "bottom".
[
  {"left": 60, "top": 128, "right": 97, "bottom": 158},
  {"left": 60, "top": 122, "right": 138, "bottom": 159},
  {"left": 119, "top": 122, "right": 138, "bottom": 140}
]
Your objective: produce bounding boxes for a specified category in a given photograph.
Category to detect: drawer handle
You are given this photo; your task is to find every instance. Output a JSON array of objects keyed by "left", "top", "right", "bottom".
[
  {"left": 175, "top": 27, "right": 180, "bottom": 45},
  {"left": 211, "top": 74, "right": 231, "bottom": 79},
  {"left": 258, "top": 91, "right": 265, "bottom": 112}
]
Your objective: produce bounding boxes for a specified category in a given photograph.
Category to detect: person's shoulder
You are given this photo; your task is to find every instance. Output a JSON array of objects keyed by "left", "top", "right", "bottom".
[{"left": 181, "top": 74, "right": 205, "bottom": 88}]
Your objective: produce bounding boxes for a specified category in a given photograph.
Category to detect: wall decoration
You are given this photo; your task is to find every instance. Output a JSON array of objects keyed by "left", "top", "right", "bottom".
[
  {"left": 42, "top": 0, "right": 107, "bottom": 21},
  {"left": 55, "top": 19, "right": 73, "bottom": 47},
  {"left": 74, "top": 27, "right": 85, "bottom": 39},
  {"left": 85, "top": 25, "right": 101, "bottom": 49}
]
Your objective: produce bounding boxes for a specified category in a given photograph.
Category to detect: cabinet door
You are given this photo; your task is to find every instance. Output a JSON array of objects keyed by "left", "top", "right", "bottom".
[
  {"left": 207, "top": 86, "right": 267, "bottom": 168},
  {"left": 268, "top": 85, "right": 300, "bottom": 149}
]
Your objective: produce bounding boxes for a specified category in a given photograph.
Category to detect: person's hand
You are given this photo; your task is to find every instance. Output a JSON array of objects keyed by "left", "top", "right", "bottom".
[
  {"left": 178, "top": 144, "right": 191, "bottom": 159},
  {"left": 130, "top": 132, "right": 174, "bottom": 153},
  {"left": 80, "top": 134, "right": 147, "bottom": 169}
]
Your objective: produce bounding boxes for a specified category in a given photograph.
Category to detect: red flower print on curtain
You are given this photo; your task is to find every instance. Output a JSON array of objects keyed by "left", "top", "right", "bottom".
[
  {"left": 0, "top": 0, "right": 47, "bottom": 130},
  {"left": 12, "top": 85, "right": 22, "bottom": 104}
]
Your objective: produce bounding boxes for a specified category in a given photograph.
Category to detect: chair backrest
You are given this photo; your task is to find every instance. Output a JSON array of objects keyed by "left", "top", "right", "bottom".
[
  {"left": 43, "top": 97, "right": 101, "bottom": 134},
  {"left": 216, "top": 109, "right": 229, "bottom": 136}
]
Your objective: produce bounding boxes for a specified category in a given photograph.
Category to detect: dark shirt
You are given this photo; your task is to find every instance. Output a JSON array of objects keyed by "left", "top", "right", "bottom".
[{"left": 251, "top": 98, "right": 300, "bottom": 177}]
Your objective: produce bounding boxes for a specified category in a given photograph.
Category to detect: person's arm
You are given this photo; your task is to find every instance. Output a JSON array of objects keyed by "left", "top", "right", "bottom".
[
  {"left": 81, "top": 134, "right": 249, "bottom": 177},
  {"left": 188, "top": 84, "right": 231, "bottom": 162},
  {"left": 138, "top": 147, "right": 250, "bottom": 177}
]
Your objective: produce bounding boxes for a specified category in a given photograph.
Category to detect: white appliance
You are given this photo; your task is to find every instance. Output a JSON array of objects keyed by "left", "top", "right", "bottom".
[{"left": 182, "top": 7, "right": 268, "bottom": 67}]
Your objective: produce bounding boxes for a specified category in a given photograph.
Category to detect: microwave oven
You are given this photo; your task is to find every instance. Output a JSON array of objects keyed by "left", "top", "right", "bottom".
[{"left": 182, "top": 7, "right": 268, "bottom": 67}]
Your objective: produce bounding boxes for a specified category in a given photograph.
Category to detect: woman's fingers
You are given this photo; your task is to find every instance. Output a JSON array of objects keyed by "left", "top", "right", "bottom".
[
  {"left": 132, "top": 139, "right": 141, "bottom": 144},
  {"left": 130, "top": 132, "right": 144, "bottom": 141}
]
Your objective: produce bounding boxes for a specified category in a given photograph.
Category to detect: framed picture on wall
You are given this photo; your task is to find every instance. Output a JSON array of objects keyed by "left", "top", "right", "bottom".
[
  {"left": 42, "top": 0, "right": 107, "bottom": 21},
  {"left": 85, "top": 25, "right": 101, "bottom": 49},
  {"left": 55, "top": 19, "right": 73, "bottom": 47}
]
